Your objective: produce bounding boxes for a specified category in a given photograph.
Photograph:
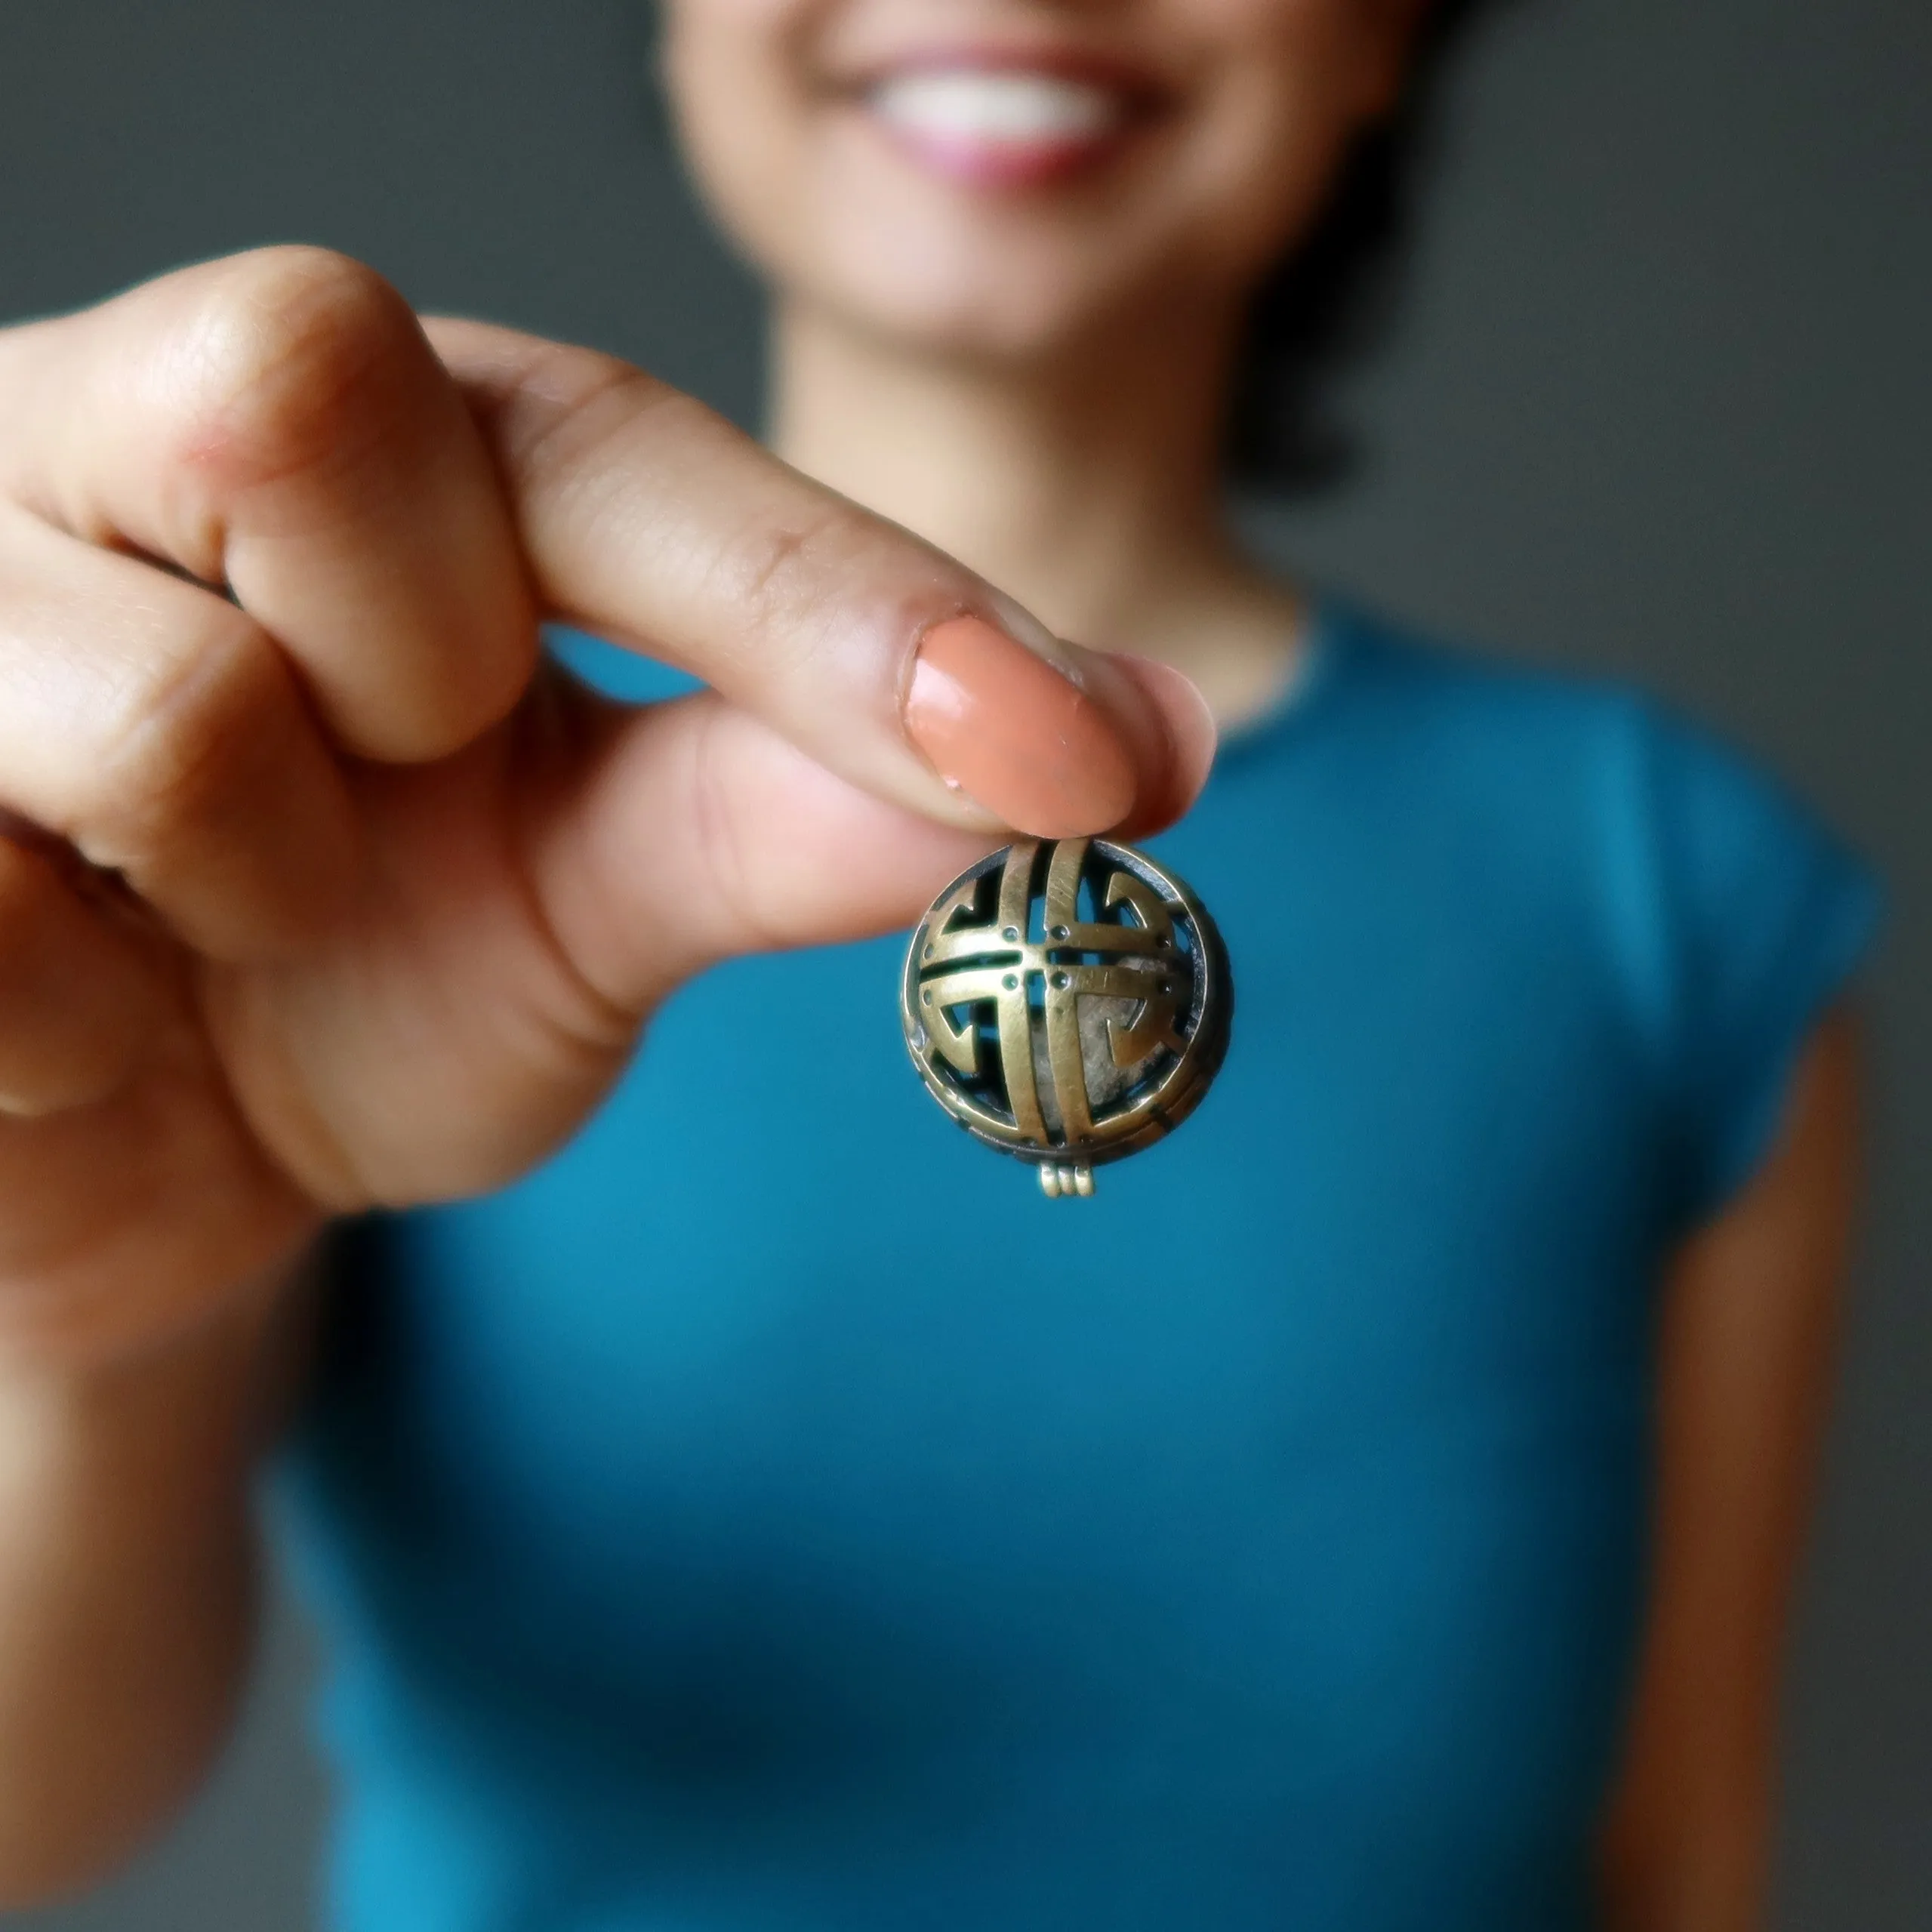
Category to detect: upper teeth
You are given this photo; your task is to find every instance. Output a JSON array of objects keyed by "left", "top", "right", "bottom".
[{"left": 868, "top": 70, "right": 1126, "bottom": 146}]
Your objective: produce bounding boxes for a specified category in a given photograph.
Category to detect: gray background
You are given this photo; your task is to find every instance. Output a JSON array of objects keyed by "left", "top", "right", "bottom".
[{"left": 3, "top": 0, "right": 1926, "bottom": 1924}]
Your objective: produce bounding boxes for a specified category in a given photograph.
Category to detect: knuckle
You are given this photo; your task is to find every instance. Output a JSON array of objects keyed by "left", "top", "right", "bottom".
[
  {"left": 83, "top": 609, "right": 288, "bottom": 874},
  {"left": 725, "top": 503, "right": 853, "bottom": 636},
  {"left": 171, "top": 247, "right": 426, "bottom": 491},
  {"left": 0, "top": 315, "right": 42, "bottom": 400},
  {"left": 695, "top": 494, "right": 880, "bottom": 692}
]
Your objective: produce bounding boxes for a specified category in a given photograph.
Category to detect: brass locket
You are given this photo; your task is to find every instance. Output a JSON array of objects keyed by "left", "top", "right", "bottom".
[{"left": 901, "top": 837, "right": 1231, "bottom": 1197}]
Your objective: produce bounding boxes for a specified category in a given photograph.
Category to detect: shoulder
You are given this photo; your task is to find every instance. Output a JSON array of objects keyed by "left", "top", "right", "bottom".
[
  {"left": 1312, "top": 599, "right": 1862, "bottom": 878},
  {"left": 1313, "top": 598, "right": 1881, "bottom": 1223},
  {"left": 1314, "top": 597, "right": 1695, "bottom": 779}
]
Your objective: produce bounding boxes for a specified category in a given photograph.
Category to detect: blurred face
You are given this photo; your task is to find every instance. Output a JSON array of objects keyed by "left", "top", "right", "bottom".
[{"left": 663, "top": 0, "right": 1424, "bottom": 358}]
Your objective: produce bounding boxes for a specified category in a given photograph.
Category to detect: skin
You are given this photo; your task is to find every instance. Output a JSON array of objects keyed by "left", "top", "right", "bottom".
[
  {"left": 0, "top": 248, "right": 1206, "bottom": 1900},
  {"left": 0, "top": 2, "right": 1858, "bottom": 1921},
  {"left": 669, "top": 0, "right": 1425, "bottom": 720}
]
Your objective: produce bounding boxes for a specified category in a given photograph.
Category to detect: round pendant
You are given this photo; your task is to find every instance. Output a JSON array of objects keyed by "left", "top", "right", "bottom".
[{"left": 900, "top": 837, "right": 1231, "bottom": 1197}]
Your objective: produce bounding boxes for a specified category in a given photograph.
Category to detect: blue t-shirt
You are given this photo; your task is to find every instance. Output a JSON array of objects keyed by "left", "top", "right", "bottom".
[{"left": 276, "top": 600, "right": 1878, "bottom": 1932}]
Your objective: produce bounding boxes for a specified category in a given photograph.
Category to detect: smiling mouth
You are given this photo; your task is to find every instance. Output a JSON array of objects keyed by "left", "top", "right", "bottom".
[{"left": 858, "top": 65, "right": 1160, "bottom": 187}]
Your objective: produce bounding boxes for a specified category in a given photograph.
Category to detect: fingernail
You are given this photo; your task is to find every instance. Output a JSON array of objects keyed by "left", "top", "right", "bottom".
[{"left": 904, "top": 615, "right": 1139, "bottom": 836}]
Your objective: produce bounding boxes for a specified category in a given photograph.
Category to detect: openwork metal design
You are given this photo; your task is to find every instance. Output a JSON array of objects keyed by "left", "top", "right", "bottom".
[{"left": 900, "top": 838, "right": 1231, "bottom": 1197}]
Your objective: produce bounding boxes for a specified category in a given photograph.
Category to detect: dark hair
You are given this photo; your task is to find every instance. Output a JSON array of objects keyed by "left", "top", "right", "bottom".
[{"left": 1228, "top": 0, "right": 1500, "bottom": 492}]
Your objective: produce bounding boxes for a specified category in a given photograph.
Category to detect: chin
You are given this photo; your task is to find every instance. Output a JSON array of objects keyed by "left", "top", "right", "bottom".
[
  {"left": 801, "top": 238, "right": 1149, "bottom": 363},
  {"left": 778, "top": 158, "right": 1211, "bottom": 365}
]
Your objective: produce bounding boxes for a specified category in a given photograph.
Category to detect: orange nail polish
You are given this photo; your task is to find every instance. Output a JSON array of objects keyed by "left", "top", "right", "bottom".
[{"left": 904, "top": 615, "right": 1139, "bottom": 836}]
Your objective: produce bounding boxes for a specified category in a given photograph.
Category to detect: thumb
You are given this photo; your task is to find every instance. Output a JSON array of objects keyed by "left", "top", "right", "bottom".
[{"left": 521, "top": 679, "right": 1006, "bottom": 1018}]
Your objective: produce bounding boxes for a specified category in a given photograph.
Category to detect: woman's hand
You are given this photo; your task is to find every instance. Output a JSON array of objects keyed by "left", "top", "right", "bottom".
[
  {"left": 0, "top": 246, "right": 1213, "bottom": 1375},
  {"left": 0, "top": 245, "right": 1212, "bottom": 1903}
]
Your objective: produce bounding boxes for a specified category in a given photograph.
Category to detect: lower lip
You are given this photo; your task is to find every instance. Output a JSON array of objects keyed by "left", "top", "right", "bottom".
[{"left": 858, "top": 108, "right": 1138, "bottom": 191}]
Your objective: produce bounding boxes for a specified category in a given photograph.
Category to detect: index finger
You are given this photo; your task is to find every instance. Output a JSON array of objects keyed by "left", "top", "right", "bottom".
[{"left": 428, "top": 319, "right": 1213, "bottom": 838}]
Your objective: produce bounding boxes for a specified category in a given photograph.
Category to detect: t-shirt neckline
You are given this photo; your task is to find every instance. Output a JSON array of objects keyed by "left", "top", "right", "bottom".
[{"left": 1213, "top": 588, "right": 1349, "bottom": 765}]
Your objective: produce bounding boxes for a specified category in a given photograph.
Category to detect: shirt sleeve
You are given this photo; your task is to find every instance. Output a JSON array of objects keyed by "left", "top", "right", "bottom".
[{"left": 1620, "top": 701, "right": 1882, "bottom": 1231}]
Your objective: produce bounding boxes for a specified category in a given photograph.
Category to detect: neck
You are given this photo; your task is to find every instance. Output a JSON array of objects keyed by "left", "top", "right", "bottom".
[{"left": 769, "top": 296, "right": 1303, "bottom": 727}]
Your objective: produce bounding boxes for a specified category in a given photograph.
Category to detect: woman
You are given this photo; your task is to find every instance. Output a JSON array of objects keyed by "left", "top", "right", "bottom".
[{"left": 0, "top": 2, "right": 1877, "bottom": 1927}]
